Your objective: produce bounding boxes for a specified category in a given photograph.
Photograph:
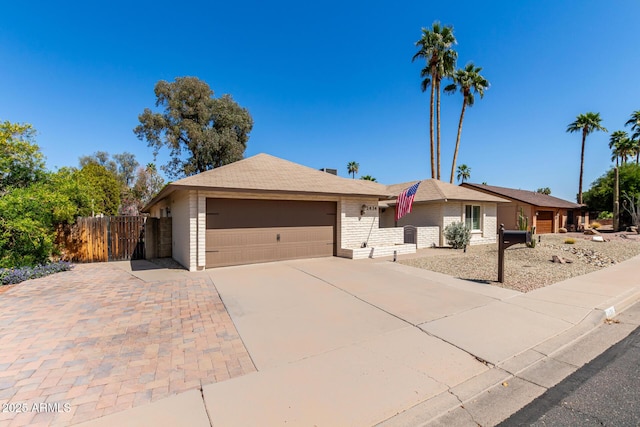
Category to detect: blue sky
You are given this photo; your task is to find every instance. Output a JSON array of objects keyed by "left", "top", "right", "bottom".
[{"left": 2, "top": 1, "right": 639, "bottom": 202}]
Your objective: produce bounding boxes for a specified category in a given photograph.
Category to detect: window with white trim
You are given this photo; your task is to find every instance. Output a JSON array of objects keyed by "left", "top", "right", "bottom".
[{"left": 465, "top": 205, "right": 481, "bottom": 231}]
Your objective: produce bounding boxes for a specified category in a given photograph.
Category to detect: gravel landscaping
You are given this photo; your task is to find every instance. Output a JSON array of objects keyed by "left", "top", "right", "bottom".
[{"left": 400, "top": 231, "right": 640, "bottom": 292}]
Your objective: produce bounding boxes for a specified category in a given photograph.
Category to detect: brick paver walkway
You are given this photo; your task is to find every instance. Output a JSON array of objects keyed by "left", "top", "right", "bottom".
[{"left": 0, "top": 263, "right": 255, "bottom": 426}]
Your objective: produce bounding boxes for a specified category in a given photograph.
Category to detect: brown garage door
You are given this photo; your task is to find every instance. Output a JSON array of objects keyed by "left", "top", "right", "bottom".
[
  {"left": 536, "top": 211, "right": 554, "bottom": 234},
  {"left": 206, "top": 199, "right": 336, "bottom": 268}
]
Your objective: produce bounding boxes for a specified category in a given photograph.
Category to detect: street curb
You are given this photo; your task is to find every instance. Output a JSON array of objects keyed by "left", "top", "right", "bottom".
[{"left": 376, "top": 289, "right": 640, "bottom": 427}]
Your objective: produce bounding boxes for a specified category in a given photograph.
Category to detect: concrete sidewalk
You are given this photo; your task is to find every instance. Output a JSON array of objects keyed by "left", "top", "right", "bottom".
[{"left": 75, "top": 254, "right": 640, "bottom": 427}]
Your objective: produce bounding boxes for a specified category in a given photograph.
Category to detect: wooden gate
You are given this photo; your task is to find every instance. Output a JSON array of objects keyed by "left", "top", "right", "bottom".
[
  {"left": 59, "top": 216, "right": 146, "bottom": 262},
  {"left": 108, "top": 216, "right": 146, "bottom": 261}
]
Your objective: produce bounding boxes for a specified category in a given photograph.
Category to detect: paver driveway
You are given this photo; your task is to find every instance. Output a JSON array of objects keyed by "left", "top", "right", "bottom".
[{"left": 0, "top": 262, "right": 255, "bottom": 426}]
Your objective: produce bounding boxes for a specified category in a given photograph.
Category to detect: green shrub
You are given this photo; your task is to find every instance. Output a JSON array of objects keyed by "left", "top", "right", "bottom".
[
  {"left": 597, "top": 211, "right": 613, "bottom": 220},
  {"left": 564, "top": 238, "right": 576, "bottom": 244},
  {"left": 444, "top": 221, "right": 471, "bottom": 249}
]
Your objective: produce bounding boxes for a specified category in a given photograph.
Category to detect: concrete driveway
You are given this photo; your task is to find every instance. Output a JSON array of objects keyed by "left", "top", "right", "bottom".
[
  {"left": 200, "top": 256, "right": 586, "bottom": 426},
  {"left": 6, "top": 253, "right": 638, "bottom": 427}
]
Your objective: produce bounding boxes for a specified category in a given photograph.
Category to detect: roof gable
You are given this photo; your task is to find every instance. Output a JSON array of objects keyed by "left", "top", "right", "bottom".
[
  {"left": 461, "top": 183, "right": 582, "bottom": 208},
  {"left": 156, "top": 153, "right": 390, "bottom": 198},
  {"left": 387, "top": 179, "right": 508, "bottom": 203}
]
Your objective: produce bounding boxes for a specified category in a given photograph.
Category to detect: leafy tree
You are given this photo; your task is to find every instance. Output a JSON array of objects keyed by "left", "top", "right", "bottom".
[
  {"left": 360, "top": 175, "right": 377, "bottom": 182},
  {"left": 134, "top": 76, "right": 253, "bottom": 179},
  {"left": 583, "top": 163, "right": 640, "bottom": 216},
  {"left": 413, "top": 22, "right": 457, "bottom": 180},
  {"left": 0, "top": 121, "right": 46, "bottom": 193},
  {"left": 444, "top": 63, "right": 489, "bottom": 183},
  {"left": 130, "top": 163, "right": 165, "bottom": 210},
  {"left": 347, "top": 161, "right": 359, "bottom": 179},
  {"left": 536, "top": 187, "right": 551, "bottom": 195},
  {"left": 79, "top": 151, "right": 117, "bottom": 175},
  {"left": 80, "top": 151, "right": 140, "bottom": 187},
  {"left": 456, "top": 164, "right": 471, "bottom": 183},
  {"left": 113, "top": 152, "right": 139, "bottom": 187},
  {"left": 566, "top": 112, "right": 607, "bottom": 204},
  {"left": 0, "top": 175, "right": 77, "bottom": 267},
  {"left": 77, "top": 163, "right": 121, "bottom": 216}
]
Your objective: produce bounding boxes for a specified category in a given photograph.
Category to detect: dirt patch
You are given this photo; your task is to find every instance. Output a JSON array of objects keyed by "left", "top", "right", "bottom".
[{"left": 400, "top": 233, "right": 640, "bottom": 292}]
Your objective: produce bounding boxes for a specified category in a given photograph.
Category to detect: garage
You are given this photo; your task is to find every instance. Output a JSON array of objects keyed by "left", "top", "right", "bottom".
[
  {"left": 205, "top": 198, "right": 337, "bottom": 268},
  {"left": 536, "top": 211, "right": 554, "bottom": 234}
]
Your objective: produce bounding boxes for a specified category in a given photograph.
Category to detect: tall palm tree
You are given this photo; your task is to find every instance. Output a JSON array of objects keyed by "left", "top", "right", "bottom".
[
  {"left": 625, "top": 111, "right": 640, "bottom": 164},
  {"left": 413, "top": 22, "right": 457, "bottom": 180},
  {"left": 626, "top": 110, "right": 640, "bottom": 140},
  {"left": 444, "top": 63, "right": 489, "bottom": 183},
  {"left": 566, "top": 112, "right": 607, "bottom": 204},
  {"left": 456, "top": 164, "right": 471, "bottom": 183},
  {"left": 609, "top": 130, "right": 631, "bottom": 166},
  {"left": 346, "top": 161, "right": 359, "bottom": 179}
]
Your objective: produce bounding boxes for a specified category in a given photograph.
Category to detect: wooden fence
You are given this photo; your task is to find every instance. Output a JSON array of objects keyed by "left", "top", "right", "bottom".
[{"left": 58, "top": 216, "right": 149, "bottom": 262}]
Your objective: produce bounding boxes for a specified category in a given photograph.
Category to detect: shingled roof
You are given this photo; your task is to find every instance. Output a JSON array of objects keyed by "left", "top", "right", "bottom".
[
  {"left": 386, "top": 179, "right": 508, "bottom": 204},
  {"left": 461, "top": 183, "right": 582, "bottom": 209},
  {"left": 144, "top": 153, "right": 391, "bottom": 209}
]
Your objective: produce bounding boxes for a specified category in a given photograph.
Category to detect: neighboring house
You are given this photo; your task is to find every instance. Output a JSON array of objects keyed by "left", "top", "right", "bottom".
[
  {"left": 143, "top": 154, "right": 506, "bottom": 270},
  {"left": 379, "top": 180, "right": 509, "bottom": 246},
  {"left": 460, "top": 183, "right": 588, "bottom": 234}
]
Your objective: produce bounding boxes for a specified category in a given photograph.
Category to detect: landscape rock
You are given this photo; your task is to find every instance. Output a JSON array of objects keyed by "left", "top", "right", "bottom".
[
  {"left": 558, "top": 227, "right": 567, "bottom": 233},
  {"left": 584, "top": 228, "right": 600, "bottom": 235},
  {"left": 592, "top": 236, "right": 605, "bottom": 242}
]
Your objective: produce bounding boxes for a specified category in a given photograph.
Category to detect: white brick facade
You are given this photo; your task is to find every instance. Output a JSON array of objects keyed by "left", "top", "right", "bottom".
[{"left": 163, "top": 191, "right": 497, "bottom": 269}]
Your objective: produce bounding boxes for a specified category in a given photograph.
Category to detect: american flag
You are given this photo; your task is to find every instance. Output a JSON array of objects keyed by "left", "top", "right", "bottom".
[{"left": 395, "top": 181, "right": 421, "bottom": 221}]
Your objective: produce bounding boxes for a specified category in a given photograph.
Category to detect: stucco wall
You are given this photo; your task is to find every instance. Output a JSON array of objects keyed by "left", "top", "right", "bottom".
[
  {"left": 169, "top": 190, "right": 195, "bottom": 270},
  {"left": 391, "top": 203, "right": 443, "bottom": 228}
]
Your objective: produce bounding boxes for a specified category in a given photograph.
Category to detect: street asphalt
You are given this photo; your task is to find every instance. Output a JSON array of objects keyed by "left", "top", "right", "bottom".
[{"left": 499, "top": 305, "right": 640, "bottom": 426}]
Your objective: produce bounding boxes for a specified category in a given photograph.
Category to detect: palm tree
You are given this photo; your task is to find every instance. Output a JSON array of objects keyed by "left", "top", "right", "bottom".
[
  {"left": 360, "top": 175, "right": 377, "bottom": 182},
  {"left": 456, "top": 164, "right": 471, "bottom": 183},
  {"left": 625, "top": 111, "right": 640, "bottom": 164},
  {"left": 626, "top": 111, "right": 640, "bottom": 140},
  {"left": 444, "top": 63, "right": 489, "bottom": 184},
  {"left": 413, "top": 22, "right": 457, "bottom": 180},
  {"left": 609, "top": 130, "right": 631, "bottom": 166},
  {"left": 347, "top": 161, "right": 359, "bottom": 179},
  {"left": 566, "top": 112, "right": 607, "bottom": 204}
]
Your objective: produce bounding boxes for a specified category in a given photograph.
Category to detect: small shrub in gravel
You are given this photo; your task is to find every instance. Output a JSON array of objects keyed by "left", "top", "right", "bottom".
[
  {"left": 564, "top": 238, "right": 576, "bottom": 244},
  {"left": 444, "top": 221, "right": 471, "bottom": 249},
  {"left": 0, "top": 261, "right": 73, "bottom": 286},
  {"left": 590, "top": 221, "right": 602, "bottom": 229}
]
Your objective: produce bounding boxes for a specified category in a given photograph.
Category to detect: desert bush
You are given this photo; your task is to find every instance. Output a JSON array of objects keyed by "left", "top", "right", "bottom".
[
  {"left": 558, "top": 227, "right": 567, "bottom": 233},
  {"left": 590, "top": 221, "right": 602, "bottom": 229},
  {"left": 0, "top": 261, "right": 73, "bottom": 285},
  {"left": 564, "top": 238, "right": 576, "bottom": 244},
  {"left": 597, "top": 211, "right": 613, "bottom": 220},
  {"left": 444, "top": 221, "right": 471, "bottom": 249}
]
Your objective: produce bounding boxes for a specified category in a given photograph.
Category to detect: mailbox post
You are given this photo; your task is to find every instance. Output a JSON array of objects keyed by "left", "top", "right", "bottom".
[{"left": 498, "top": 224, "right": 531, "bottom": 283}]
